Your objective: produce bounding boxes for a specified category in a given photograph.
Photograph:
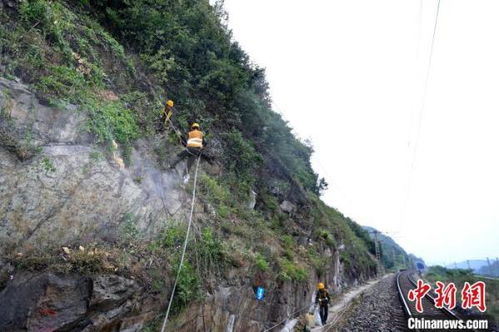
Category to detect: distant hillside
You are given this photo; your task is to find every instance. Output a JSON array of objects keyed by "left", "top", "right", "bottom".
[
  {"left": 363, "top": 226, "right": 412, "bottom": 271},
  {"left": 448, "top": 259, "right": 499, "bottom": 277},
  {"left": 447, "top": 260, "right": 488, "bottom": 272}
]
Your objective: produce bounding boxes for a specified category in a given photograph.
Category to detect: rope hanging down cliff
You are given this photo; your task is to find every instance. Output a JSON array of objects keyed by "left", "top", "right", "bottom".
[{"left": 160, "top": 155, "right": 202, "bottom": 332}]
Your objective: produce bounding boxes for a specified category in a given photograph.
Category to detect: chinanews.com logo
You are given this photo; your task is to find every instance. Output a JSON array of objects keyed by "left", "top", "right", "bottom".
[{"left": 406, "top": 280, "right": 490, "bottom": 330}]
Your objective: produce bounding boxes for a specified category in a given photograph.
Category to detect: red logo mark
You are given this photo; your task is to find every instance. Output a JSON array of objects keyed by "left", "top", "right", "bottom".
[
  {"left": 408, "top": 279, "right": 432, "bottom": 313},
  {"left": 461, "top": 281, "right": 487, "bottom": 312},
  {"left": 434, "top": 281, "right": 457, "bottom": 310}
]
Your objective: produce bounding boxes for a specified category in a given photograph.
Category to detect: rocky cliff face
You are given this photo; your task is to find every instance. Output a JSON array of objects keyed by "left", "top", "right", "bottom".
[
  {"left": 0, "top": 272, "right": 156, "bottom": 332},
  {"left": 172, "top": 249, "right": 346, "bottom": 332},
  {"left": 0, "top": 77, "right": 369, "bottom": 331},
  {"left": 0, "top": 0, "right": 382, "bottom": 327},
  {"left": 0, "top": 77, "right": 185, "bottom": 251},
  {"left": 0, "top": 255, "right": 345, "bottom": 332},
  {"left": 0, "top": 77, "right": 185, "bottom": 330}
]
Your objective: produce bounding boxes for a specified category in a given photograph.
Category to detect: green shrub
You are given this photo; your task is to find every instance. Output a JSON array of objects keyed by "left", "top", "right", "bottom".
[
  {"left": 255, "top": 253, "right": 269, "bottom": 271},
  {"left": 36, "top": 65, "right": 87, "bottom": 102},
  {"left": 281, "top": 235, "right": 295, "bottom": 259},
  {"left": 170, "top": 259, "right": 199, "bottom": 314},
  {"left": 161, "top": 223, "right": 186, "bottom": 249},
  {"left": 308, "top": 248, "right": 330, "bottom": 276},
  {"left": 120, "top": 213, "right": 139, "bottom": 241},
  {"left": 260, "top": 192, "right": 280, "bottom": 213},
  {"left": 345, "top": 218, "right": 375, "bottom": 254},
  {"left": 278, "top": 258, "right": 307, "bottom": 282},
  {"left": 340, "top": 251, "right": 351, "bottom": 267},
  {"left": 283, "top": 249, "right": 294, "bottom": 260},
  {"left": 198, "top": 174, "right": 235, "bottom": 219},
  {"left": 317, "top": 229, "right": 336, "bottom": 247},
  {"left": 40, "top": 157, "right": 56, "bottom": 172},
  {"left": 221, "top": 130, "right": 262, "bottom": 191},
  {"left": 19, "top": 0, "right": 49, "bottom": 23},
  {"left": 85, "top": 98, "right": 139, "bottom": 145},
  {"left": 282, "top": 235, "right": 294, "bottom": 249},
  {"left": 195, "top": 228, "right": 226, "bottom": 272},
  {"left": 215, "top": 205, "right": 229, "bottom": 218},
  {"left": 199, "top": 174, "right": 230, "bottom": 204},
  {"left": 20, "top": 0, "right": 75, "bottom": 50},
  {"left": 14, "top": 1, "right": 141, "bottom": 155}
]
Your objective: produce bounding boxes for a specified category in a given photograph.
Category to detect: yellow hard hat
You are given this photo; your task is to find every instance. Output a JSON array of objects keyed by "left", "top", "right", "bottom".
[
  {"left": 191, "top": 122, "right": 200, "bottom": 129},
  {"left": 317, "top": 282, "right": 325, "bottom": 290},
  {"left": 166, "top": 100, "right": 174, "bottom": 107}
]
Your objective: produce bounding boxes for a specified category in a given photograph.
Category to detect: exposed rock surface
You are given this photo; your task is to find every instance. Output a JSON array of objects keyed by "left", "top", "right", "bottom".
[
  {"left": 0, "top": 0, "right": 19, "bottom": 10},
  {"left": 0, "top": 78, "right": 185, "bottom": 251},
  {"left": 0, "top": 77, "right": 375, "bottom": 331},
  {"left": 171, "top": 249, "right": 352, "bottom": 332},
  {"left": 280, "top": 200, "right": 296, "bottom": 214},
  {"left": 0, "top": 78, "right": 90, "bottom": 159},
  {"left": 0, "top": 272, "right": 155, "bottom": 331},
  {"left": 247, "top": 190, "right": 257, "bottom": 209},
  {"left": 0, "top": 77, "right": 194, "bottom": 331}
]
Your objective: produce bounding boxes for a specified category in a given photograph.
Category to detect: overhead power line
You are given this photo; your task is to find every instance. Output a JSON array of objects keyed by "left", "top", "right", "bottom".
[{"left": 402, "top": 0, "right": 442, "bottom": 225}]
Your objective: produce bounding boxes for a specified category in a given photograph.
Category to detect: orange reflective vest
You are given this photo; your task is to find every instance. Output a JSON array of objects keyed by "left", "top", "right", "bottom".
[{"left": 187, "top": 130, "right": 204, "bottom": 148}]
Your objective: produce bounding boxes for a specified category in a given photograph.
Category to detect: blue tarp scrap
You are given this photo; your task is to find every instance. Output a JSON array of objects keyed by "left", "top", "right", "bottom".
[{"left": 256, "top": 286, "right": 265, "bottom": 301}]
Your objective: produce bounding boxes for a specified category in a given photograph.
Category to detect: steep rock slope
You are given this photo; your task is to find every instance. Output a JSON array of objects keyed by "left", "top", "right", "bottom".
[
  {"left": 0, "top": 1, "right": 378, "bottom": 331},
  {"left": 0, "top": 78, "right": 185, "bottom": 249}
]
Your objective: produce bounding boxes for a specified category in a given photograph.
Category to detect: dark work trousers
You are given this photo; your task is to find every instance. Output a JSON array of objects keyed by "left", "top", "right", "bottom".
[
  {"left": 319, "top": 304, "right": 328, "bottom": 325},
  {"left": 171, "top": 147, "right": 212, "bottom": 175}
]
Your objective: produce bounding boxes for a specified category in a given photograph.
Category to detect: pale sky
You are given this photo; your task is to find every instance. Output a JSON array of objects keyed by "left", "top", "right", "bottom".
[{"left": 222, "top": 0, "right": 499, "bottom": 266}]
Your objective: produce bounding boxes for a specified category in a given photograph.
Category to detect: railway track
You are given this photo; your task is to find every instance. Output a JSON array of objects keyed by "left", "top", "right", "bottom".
[{"left": 396, "top": 270, "right": 470, "bottom": 331}]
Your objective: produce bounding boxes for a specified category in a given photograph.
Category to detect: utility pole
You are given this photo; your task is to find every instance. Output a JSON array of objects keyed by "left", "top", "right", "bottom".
[
  {"left": 367, "top": 229, "right": 386, "bottom": 276},
  {"left": 368, "top": 230, "right": 382, "bottom": 275},
  {"left": 373, "top": 230, "right": 383, "bottom": 276},
  {"left": 487, "top": 257, "right": 492, "bottom": 276},
  {"left": 467, "top": 260, "right": 471, "bottom": 270}
]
